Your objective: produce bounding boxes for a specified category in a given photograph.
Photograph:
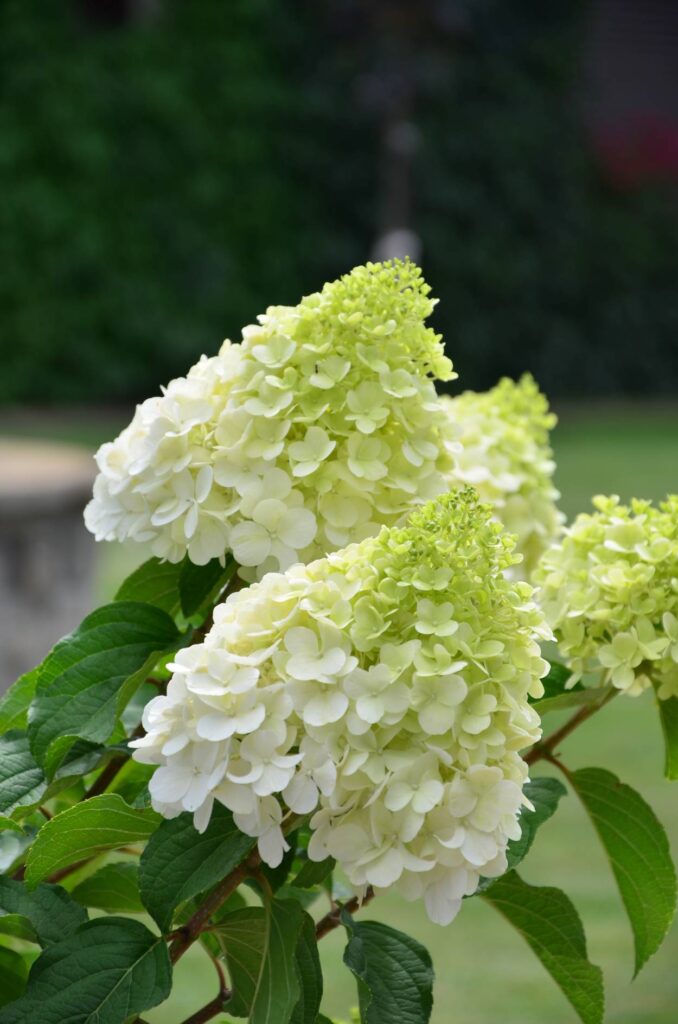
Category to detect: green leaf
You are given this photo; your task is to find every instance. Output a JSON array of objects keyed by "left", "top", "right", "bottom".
[
  {"left": 105, "top": 758, "right": 154, "bottom": 806},
  {"left": 0, "top": 732, "right": 46, "bottom": 818},
  {"left": 115, "top": 556, "right": 182, "bottom": 616},
  {"left": 25, "top": 795, "right": 160, "bottom": 888},
  {"left": 290, "top": 910, "right": 323, "bottom": 1024},
  {"left": 275, "top": 885, "right": 322, "bottom": 911},
  {"left": 0, "top": 917, "right": 171, "bottom": 1023},
  {"left": 342, "top": 913, "right": 434, "bottom": 1024},
  {"left": 0, "top": 669, "right": 39, "bottom": 736},
  {"left": 0, "top": 738, "right": 104, "bottom": 822},
  {"left": 0, "top": 947, "right": 29, "bottom": 1008},
  {"left": 532, "top": 686, "right": 612, "bottom": 717},
  {"left": 138, "top": 803, "right": 254, "bottom": 932},
  {"left": 292, "top": 856, "right": 335, "bottom": 889},
  {"left": 179, "top": 554, "right": 236, "bottom": 618},
  {"left": 28, "top": 601, "right": 180, "bottom": 774},
  {"left": 71, "top": 862, "right": 143, "bottom": 914},
  {"left": 221, "top": 899, "right": 308, "bottom": 1023},
  {"left": 0, "top": 877, "right": 88, "bottom": 946},
  {"left": 507, "top": 777, "right": 567, "bottom": 871},
  {"left": 0, "top": 817, "right": 24, "bottom": 833},
  {"left": 0, "top": 915, "right": 36, "bottom": 943},
  {"left": 570, "top": 766, "right": 677, "bottom": 974},
  {"left": 656, "top": 694, "right": 678, "bottom": 780},
  {"left": 220, "top": 907, "right": 266, "bottom": 1018},
  {"left": 484, "top": 871, "right": 603, "bottom": 1024}
]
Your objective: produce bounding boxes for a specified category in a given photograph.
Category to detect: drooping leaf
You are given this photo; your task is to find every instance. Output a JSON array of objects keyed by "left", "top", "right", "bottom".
[
  {"left": 292, "top": 856, "right": 335, "bottom": 889},
  {"left": 179, "top": 554, "right": 236, "bottom": 619},
  {"left": 138, "top": 803, "right": 254, "bottom": 932},
  {"left": 342, "top": 913, "right": 434, "bottom": 1024},
  {"left": 570, "top": 767, "right": 677, "bottom": 974},
  {"left": 290, "top": 909, "right": 323, "bottom": 1024},
  {"left": 0, "top": 947, "right": 29, "bottom": 1007},
  {"left": 0, "top": 917, "right": 171, "bottom": 1024},
  {"left": 221, "top": 899, "right": 309, "bottom": 1024},
  {"left": 0, "top": 733, "right": 46, "bottom": 818},
  {"left": 0, "top": 877, "right": 88, "bottom": 946},
  {"left": 0, "top": 669, "right": 39, "bottom": 736},
  {"left": 656, "top": 693, "right": 678, "bottom": 781},
  {"left": 71, "top": 862, "right": 143, "bottom": 914},
  {"left": 28, "top": 601, "right": 180, "bottom": 775},
  {"left": 25, "top": 795, "right": 160, "bottom": 888},
  {"left": 115, "top": 556, "right": 183, "bottom": 616},
  {"left": 484, "top": 871, "right": 603, "bottom": 1024}
]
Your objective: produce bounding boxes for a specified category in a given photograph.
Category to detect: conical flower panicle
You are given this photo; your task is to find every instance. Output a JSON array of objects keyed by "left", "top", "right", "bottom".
[
  {"left": 132, "top": 490, "right": 550, "bottom": 925},
  {"left": 85, "top": 260, "right": 457, "bottom": 573}
]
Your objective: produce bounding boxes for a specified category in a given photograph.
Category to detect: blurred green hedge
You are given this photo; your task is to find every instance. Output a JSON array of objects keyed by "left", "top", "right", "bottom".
[{"left": 1, "top": 0, "right": 677, "bottom": 403}]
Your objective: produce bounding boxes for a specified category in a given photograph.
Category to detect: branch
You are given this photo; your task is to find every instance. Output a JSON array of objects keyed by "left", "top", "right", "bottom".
[
  {"left": 169, "top": 849, "right": 261, "bottom": 963},
  {"left": 177, "top": 994, "right": 229, "bottom": 1024},
  {"left": 83, "top": 753, "right": 127, "bottom": 799},
  {"left": 526, "top": 688, "right": 618, "bottom": 766},
  {"left": 315, "top": 886, "right": 375, "bottom": 940}
]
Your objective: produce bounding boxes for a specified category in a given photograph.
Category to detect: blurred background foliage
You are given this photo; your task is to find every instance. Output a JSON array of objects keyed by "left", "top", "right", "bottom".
[{"left": 2, "top": 0, "right": 678, "bottom": 405}]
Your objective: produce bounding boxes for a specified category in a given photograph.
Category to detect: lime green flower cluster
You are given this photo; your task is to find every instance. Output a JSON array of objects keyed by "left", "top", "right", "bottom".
[
  {"left": 133, "top": 489, "right": 550, "bottom": 925},
  {"left": 85, "top": 260, "right": 458, "bottom": 574},
  {"left": 535, "top": 494, "right": 678, "bottom": 697},
  {"left": 439, "top": 375, "right": 563, "bottom": 579}
]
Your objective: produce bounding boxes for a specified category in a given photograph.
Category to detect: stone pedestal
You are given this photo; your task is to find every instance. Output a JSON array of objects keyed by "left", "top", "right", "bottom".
[{"left": 0, "top": 440, "right": 97, "bottom": 692}]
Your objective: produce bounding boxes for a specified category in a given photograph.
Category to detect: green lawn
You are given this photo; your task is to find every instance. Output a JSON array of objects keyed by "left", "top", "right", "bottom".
[{"left": 5, "top": 403, "right": 677, "bottom": 1023}]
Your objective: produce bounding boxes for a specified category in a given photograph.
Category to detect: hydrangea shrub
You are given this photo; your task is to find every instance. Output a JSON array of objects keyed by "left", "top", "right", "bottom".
[{"left": 0, "top": 263, "right": 675, "bottom": 1024}]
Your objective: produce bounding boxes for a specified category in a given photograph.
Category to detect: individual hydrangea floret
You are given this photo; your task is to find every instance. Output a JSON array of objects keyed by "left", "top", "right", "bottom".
[
  {"left": 439, "top": 375, "right": 564, "bottom": 579},
  {"left": 131, "top": 490, "right": 550, "bottom": 925},
  {"left": 85, "top": 260, "right": 457, "bottom": 574},
  {"left": 535, "top": 494, "right": 678, "bottom": 698}
]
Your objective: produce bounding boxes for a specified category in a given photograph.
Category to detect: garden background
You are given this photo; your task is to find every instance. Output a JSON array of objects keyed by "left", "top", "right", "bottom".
[{"left": 1, "top": 2, "right": 677, "bottom": 1022}]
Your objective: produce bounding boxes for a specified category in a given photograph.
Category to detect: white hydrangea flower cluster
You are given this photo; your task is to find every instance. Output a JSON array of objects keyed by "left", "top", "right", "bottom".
[
  {"left": 132, "top": 490, "right": 550, "bottom": 925},
  {"left": 85, "top": 261, "right": 457, "bottom": 573},
  {"left": 439, "top": 375, "right": 564, "bottom": 579},
  {"left": 535, "top": 494, "right": 678, "bottom": 698}
]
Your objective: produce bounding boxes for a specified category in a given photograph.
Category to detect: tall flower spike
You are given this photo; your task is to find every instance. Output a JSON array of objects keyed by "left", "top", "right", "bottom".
[
  {"left": 439, "top": 375, "right": 564, "bottom": 579},
  {"left": 85, "top": 260, "right": 458, "bottom": 574},
  {"left": 132, "top": 489, "right": 550, "bottom": 926},
  {"left": 535, "top": 494, "right": 678, "bottom": 698}
]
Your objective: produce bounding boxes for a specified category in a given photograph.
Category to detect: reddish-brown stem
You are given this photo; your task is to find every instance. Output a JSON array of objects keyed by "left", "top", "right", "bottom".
[
  {"left": 526, "top": 689, "right": 617, "bottom": 766},
  {"left": 169, "top": 851, "right": 260, "bottom": 964},
  {"left": 177, "top": 992, "right": 229, "bottom": 1024},
  {"left": 47, "top": 857, "right": 93, "bottom": 884},
  {"left": 315, "top": 886, "right": 375, "bottom": 940},
  {"left": 83, "top": 754, "right": 127, "bottom": 799}
]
